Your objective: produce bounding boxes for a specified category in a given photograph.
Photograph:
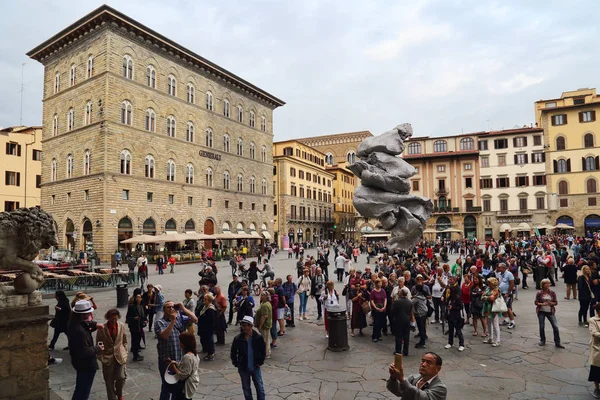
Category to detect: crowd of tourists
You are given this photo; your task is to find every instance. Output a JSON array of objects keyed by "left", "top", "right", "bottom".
[{"left": 47, "top": 232, "right": 600, "bottom": 399}]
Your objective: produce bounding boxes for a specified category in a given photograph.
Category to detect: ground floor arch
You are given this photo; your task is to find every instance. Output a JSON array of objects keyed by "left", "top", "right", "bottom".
[
  {"left": 585, "top": 214, "right": 600, "bottom": 234},
  {"left": 464, "top": 215, "right": 476, "bottom": 240},
  {"left": 118, "top": 217, "right": 133, "bottom": 251}
]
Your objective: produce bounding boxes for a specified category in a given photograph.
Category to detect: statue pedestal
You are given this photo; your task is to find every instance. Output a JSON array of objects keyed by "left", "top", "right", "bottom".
[{"left": 0, "top": 289, "right": 49, "bottom": 400}]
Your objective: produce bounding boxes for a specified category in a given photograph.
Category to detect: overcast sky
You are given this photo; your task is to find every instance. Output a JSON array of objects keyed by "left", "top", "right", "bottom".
[{"left": 1, "top": 0, "right": 597, "bottom": 140}]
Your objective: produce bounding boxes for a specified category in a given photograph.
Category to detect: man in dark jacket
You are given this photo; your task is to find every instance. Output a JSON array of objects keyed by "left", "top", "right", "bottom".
[
  {"left": 230, "top": 316, "right": 266, "bottom": 400},
  {"left": 67, "top": 300, "right": 105, "bottom": 400},
  {"left": 228, "top": 275, "right": 243, "bottom": 324},
  {"left": 390, "top": 287, "right": 414, "bottom": 356}
]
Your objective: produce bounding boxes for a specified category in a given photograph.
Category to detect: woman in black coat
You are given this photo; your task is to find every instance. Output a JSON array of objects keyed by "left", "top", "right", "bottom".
[
  {"left": 126, "top": 293, "right": 146, "bottom": 361},
  {"left": 49, "top": 290, "right": 71, "bottom": 350},
  {"left": 444, "top": 276, "right": 465, "bottom": 351},
  {"left": 198, "top": 293, "right": 217, "bottom": 361}
]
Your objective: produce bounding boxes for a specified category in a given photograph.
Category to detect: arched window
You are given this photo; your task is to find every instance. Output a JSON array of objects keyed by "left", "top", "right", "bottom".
[
  {"left": 249, "top": 142, "right": 256, "bottom": 159},
  {"left": 84, "top": 101, "right": 92, "bottom": 125},
  {"left": 222, "top": 222, "right": 231, "bottom": 233},
  {"left": 122, "top": 55, "right": 133, "bottom": 79},
  {"left": 556, "top": 136, "right": 566, "bottom": 150},
  {"left": 346, "top": 151, "right": 356, "bottom": 164},
  {"left": 237, "top": 105, "right": 243, "bottom": 123},
  {"left": 223, "top": 134, "right": 230, "bottom": 152},
  {"left": 167, "top": 74, "right": 177, "bottom": 96},
  {"left": 166, "top": 159, "right": 176, "bottom": 182},
  {"left": 121, "top": 101, "right": 132, "bottom": 125},
  {"left": 206, "top": 167, "right": 213, "bottom": 187},
  {"left": 69, "top": 64, "right": 76, "bottom": 86},
  {"left": 261, "top": 146, "right": 267, "bottom": 163},
  {"left": 86, "top": 55, "right": 94, "bottom": 78},
  {"left": 585, "top": 133, "right": 595, "bottom": 148},
  {"left": 186, "top": 163, "right": 194, "bottom": 184},
  {"left": 186, "top": 83, "right": 195, "bottom": 103},
  {"left": 144, "top": 155, "right": 155, "bottom": 178},
  {"left": 237, "top": 174, "right": 244, "bottom": 191},
  {"left": 588, "top": 179, "right": 598, "bottom": 194},
  {"left": 434, "top": 140, "right": 447, "bottom": 152},
  {"left": 51, "top": 158, "right": 57, "bottom": 181},
  {"left": 206, "top": 92, "right": 213, "bottom": 111},
  {"left": 558, "top": 180, "right": 568, "bottom": 195},
  {"left": 261, "top": 116, "right": 266, "bottom": 132},
  {"left": 460, "top": 138, "right": 474, "bottom": 150},
  {"left": 166, "top": 115, "right": 176, "bottom": 137},
  {"left": 223, "top": 171, "right": 230, "bottom": 189},
  {"left": 205, "top": 128, "right": 213, "bottom": 147},
  {"left": 146, "top": 65, "right": 156, "bottom": 88},
  {"left": 249, "top": 111, "right": 255, "bottom": 128},
  {"left": 54, "top": 71, "right": 60, "bottom": 94},
  {"left": 223, "top": 99, "right": 230, "bottom": 118},
  {"left": 407, "top": 142, "right": 421, "bottom": 154},
  {"left": 237, "top": 137, "right": 243, "bottom": 156},
  {"left": 250, "top": 176, "right": 256, "bottom": 193},
  {"left": 185, "top": 219, "right": 195, "bottom": 232},
  {"left": 53, "top": 114, "right": 58, "bottom": 136},
  {"left": 585, "top": 156, "right": 597, "bottom": 171},
  {"left": 120, "top": 150, "right": 131, "bottom": 175},
  {"left": 66, "top": 154, "right": 73, "bottom": 178},
  {"left": 325, "top": 153, "right": 334, "bottom": 165},
  {"left": 165, "top": 219, "right": 177, "bottom": 232},
  {"left": 145, "top": 109, "right": 156, "bottom": 132},
  {"left": 186, "top": 122, "right": 195, "bottom": 143},
  {"left": 83, "top": 150, "right": 90, "bottom": 175},
  {"left": 67, "top": 108, "right": 74, "bottom": 131},
  {"left": 557, "top": 159, "right": 568, "bottom": 173},
  {"left": 262, "top": 178, "right": 267, "bottom": 195}
]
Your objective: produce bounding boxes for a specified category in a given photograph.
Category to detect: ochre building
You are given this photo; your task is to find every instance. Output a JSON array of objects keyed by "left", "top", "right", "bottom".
[
  {"left": 0, "top": 126, "right": 42, "bottom": 211},
  {"left": 535, "top": 88, "right": 600, "bottom": 234},
  {"left": 273, "top": 141, "right": 334, "bottom": 248},
  {"left": 27, "top": 5, "right": 284, "bottom": 261}
]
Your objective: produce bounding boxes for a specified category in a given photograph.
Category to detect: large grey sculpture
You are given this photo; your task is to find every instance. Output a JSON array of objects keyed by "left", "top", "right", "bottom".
[
  {"left": 0, "top": 207, "right": 58, "bottom": 294},
  {"left": 348, "top": 124, "right": 433, "bottom": 250}
]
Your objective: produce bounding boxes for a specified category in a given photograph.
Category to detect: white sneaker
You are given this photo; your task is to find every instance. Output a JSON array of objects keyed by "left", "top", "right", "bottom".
[
  {"left": 492, "top": 342, "right": 500, "bottom": 347},
  {"left": 458, "top": 346, "right": 465, "bottom": 352},
  {"left": 304, "top": 316, "right": 310, "bottom": 320},
  {"left": 483, "top": 339, "right": 492, "bottom": 344},
  {"left": 444, "top": 344, "right": 452, "bottom": 349},
  {"left": 508, "top": 322, "right": 516, "bottom": 329}
]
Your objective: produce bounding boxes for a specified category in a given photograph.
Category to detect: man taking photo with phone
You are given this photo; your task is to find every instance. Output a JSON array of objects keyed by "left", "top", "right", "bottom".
[{"left": 387, "top": 352, "right": 447, "bottom": 400}]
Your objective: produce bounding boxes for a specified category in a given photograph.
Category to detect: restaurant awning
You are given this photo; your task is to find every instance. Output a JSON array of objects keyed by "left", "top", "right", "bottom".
[
  {"left": 499, "top": 223, "right": 512, "bottom": 232},
  {"left": 262, "top": 231, "right": 272, "bottom": 240},
  {"left": 250, "top": 231, "right": 262, "bottom": 238},
  {"left": 120, "top": 234, "right": 158, "bottom": 244},
  {"left": 362, "top": 233, "right": 391, "bottom": 238},
  {"left": 515, "top": 222, "right": 531, "bottom": 231}
]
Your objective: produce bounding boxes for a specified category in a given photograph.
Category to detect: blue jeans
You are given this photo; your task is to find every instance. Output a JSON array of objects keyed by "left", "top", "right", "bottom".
[
  {"left": 299, "top": 292, "right": 308, "bottom": 315},
  {"left": 239, "top": 368, "right": 265, "bottom": 400},
  {"left": 538, "top": 312, "right": 561, "bottom": 344},
  {"left": 72, "top": 369, "right": 96, "bottom": 400}
]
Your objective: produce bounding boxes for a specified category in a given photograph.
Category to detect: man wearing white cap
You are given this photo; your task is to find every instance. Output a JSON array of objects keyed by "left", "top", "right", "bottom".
[
  {"left": 67, "top": 299, "right": 105, "bottom": 400},
  {"left": 230, "top": 316, "right": 266, "bottom": 400}
]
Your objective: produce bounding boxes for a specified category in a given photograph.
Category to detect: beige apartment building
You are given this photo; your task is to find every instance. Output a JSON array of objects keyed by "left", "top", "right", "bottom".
[
  {"left": 27, "top": 5, "right": 284, "bottom": 260},
  {"left": 327, "top": 165, "right": 357, "bottom": 240},
  {"left": 297, "top": 131, "right": 386, "bottom": 241},
  {"left": 273, "top": 141, "right": 334, "bottom": 248},
  {"left": 403, "top": 134, "right": 483, "bottom": 240},
  {"left": 535, "top": 88, "right": 600, "bottom": 235},
  {"left": 477, "top": 127, "right": 548, "bottom": 239},
  {"left": 0, "top": 126, "right": 42, "bottom": 211}
]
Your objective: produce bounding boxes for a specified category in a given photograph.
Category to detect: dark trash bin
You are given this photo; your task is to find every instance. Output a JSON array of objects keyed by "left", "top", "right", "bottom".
[
  {"left": 326, "top": 305, "right": 349, "bottom": 352},
  {"left": 116, "top": 284, "right": 129, "bottom": 308}
]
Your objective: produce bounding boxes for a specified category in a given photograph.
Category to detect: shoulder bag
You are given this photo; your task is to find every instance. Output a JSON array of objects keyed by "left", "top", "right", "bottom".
[
  {"left": 360, "top": 299, "right": 371, "bottom": 314},
  {"left": 491, "top": 293, "right": 508, "bottom": 313}
]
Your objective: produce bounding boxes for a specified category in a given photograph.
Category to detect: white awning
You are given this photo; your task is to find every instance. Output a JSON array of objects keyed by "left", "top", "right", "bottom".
[
  {"left": 499, "top": 223, "right": 512, "bottom": 232},
  {"left": 516, "top": 222, "right": 531, "bottom": 231},
  {"left": 250, "top": 231, "right": 261, "bottom": 238},
  {"left": 262, "top": 231, "right": 272, "bottom": 240},
  {"left": 362, "top": 233, "right": 391, "bottom": 238}
]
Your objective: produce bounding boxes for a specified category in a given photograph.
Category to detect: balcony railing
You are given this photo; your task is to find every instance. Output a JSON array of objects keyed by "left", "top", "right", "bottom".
[
  {"left": 432, "top": 206, "right": 482, "bottom": 214},
  {"left": 285, "top": 215, "right": 335, "bottom": 223},
  {"left": 466, "top": 206, "right": 482, "bottom": 212},
  {"left": 435, "top": 188, "right": 448, "bottom": 196}
]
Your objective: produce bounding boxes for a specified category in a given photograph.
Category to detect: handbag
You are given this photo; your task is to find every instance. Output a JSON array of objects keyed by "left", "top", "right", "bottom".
[
  {"left": 360, "top": 300, "right": 371, "bottom": 314},
  {"left": 491, "top": 294, "right": 508, "bottom": 313},
  {"left": 342, "top": 285, "right": 348, "bottom": 296},
  {"left": 49, "top": 317, "right": 56, "bottom": 328},
  {"left": 426, "top": 300, "right": 434, "bottom": 318},
  {"left": 522, "top": 267, "right": 532, "bottom": 275}
]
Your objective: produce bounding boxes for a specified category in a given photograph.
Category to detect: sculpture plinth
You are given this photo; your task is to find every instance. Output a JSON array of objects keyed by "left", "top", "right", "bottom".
[
  {"left": 0, "top": 289, "right": 50, "bottom": 400},
  {"left": 349, "top": 124, "right": 433, "bottom": 250}
]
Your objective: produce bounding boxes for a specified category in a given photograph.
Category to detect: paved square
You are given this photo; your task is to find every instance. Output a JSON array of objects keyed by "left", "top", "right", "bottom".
[{"left": 46, "top": 250, "right": 594, "bottom": 399}]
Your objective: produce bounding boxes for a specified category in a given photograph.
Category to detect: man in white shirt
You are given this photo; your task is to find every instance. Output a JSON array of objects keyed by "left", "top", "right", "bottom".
[{"left": 335, "top": 254, "right": 346, "bottom": 283}]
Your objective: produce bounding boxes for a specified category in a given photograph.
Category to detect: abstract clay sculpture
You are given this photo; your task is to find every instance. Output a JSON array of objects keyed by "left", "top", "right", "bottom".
[{"left": 348, "top": 123, "right": 433, "bottom": 250}]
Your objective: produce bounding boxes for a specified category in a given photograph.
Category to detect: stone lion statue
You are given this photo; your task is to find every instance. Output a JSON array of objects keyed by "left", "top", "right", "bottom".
[{"left": 0, "top": 207, "right": 58, "bottom": 293}]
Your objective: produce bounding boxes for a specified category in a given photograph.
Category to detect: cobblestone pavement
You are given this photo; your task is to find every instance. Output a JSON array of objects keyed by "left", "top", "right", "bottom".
[{"left": 46, "top": 249, "right": 595, "bottom": 399}]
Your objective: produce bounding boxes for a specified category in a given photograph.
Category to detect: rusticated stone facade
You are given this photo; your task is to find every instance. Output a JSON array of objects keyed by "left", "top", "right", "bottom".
[{"left": 28, "top": 5, "right": 284, "bottom": 261}]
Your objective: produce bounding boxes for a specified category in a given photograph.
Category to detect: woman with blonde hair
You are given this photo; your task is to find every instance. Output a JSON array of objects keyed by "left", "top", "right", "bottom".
[
  {"left": 481, "top": 277, "right": 501, "bottom": 347},
  {"left": 578, "top": 265, "right": 594, "bottom": 327}
]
